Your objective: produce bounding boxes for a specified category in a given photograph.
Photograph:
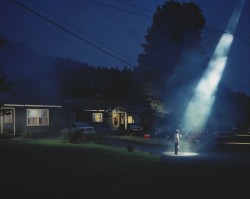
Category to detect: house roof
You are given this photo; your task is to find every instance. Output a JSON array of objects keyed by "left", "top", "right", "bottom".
[
  {"left": 0, "top": 90, "right": 62, "bottom": 107},
  {"left": 3, "top": 104, "right": 61, "bottom": 108},
  {"left": 62, "top": 98, "right": 151, "bottom": 112}
]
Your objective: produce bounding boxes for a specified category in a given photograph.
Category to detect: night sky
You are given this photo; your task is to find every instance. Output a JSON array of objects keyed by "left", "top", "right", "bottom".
[{"left": 0, "top": 0, "right": 249, "bottom": 95}]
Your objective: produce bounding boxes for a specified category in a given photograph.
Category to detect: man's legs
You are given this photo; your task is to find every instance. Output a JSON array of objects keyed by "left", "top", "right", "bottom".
[{"left": 175, "top": 143, "right": 179, "bottom": 154}]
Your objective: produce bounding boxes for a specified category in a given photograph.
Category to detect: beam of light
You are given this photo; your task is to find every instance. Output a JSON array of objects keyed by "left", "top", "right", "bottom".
[{"left": 181, "top": 0, "right": 245, "bottom": 133}]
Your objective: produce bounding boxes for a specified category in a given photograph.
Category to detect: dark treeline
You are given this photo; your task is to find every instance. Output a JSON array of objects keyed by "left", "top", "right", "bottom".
[
  {"left": 53, "top": 56, "right": 250, "bottom": 129},
  {"left": 212, "top": 83, "right": 250, "bottom": 129},
  {"left": 51, "top": 58, "right": 146, "bottom": 104}
]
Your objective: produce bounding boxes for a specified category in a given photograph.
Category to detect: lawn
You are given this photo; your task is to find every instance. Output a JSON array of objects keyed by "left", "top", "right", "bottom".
[
  {"left": 0, "top": 139, "right": 249, "bottom": 198},
  {"left": 0, "top": 139, "right": 162, "bottom": 198}
]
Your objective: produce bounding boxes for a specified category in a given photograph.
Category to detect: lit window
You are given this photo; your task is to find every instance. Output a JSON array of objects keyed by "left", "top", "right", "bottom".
[
  {"left": 127, "top": 116, "right": 134, "bottom": 124},
  {"left": 27, "top": 109, "right": 49, "bottom": 126},
  {"left": 92, "top": 113, "right": 103, "bottom": 122}
]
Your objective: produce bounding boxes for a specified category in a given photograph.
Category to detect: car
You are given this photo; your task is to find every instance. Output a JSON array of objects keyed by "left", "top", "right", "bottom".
[
  {"left": 70, "top": 122, "right": 96, "bottom": 134},
  {"left": 66, "top": 122, "right": 97, "bottom": 142},
  {"left": 128, "top": 124, "right": 143, "bottom": 136}
]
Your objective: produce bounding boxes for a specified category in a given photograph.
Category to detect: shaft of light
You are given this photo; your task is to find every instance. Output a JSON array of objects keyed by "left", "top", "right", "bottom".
[{"left": 181, "top": 0, "right": 245, "bottom": 132}]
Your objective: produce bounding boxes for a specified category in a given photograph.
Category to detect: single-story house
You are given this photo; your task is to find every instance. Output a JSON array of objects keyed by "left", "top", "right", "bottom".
[
  {"left": 0, "top": 92, "right": 62, "bottom": 138},
  {"left": 61, "top": 98, "right": 152, "bottom": 134},
  {"left": 0, "top": 95, "right": 152, "bottom": 137},
  {"left": 0, "top": 103, "right": 61, "bottom": 137}
]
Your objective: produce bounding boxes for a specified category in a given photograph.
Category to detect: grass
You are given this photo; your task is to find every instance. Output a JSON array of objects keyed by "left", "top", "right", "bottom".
[
  {"left": 105, "top": 135, "right": 170, "bottom": 145},
  {"left": 0, "top": 139, "right": 162, "bottom": 198},
  {"left": 0, "top": 138, "right": 249, "bottom": 198}
]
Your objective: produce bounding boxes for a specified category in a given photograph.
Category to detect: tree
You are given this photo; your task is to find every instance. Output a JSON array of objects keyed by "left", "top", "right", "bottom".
[
  {"left": 0, "top": 37, "right": 10, "bottom": 93},
  {"left": 135, "top": 0, "right": 207, "bottom": 124},
  {"left": 0, "top": 37, "right": 11, "bottom": 115},
  {"left": 210, "top": 83, "right": 250, "bottom": 130}
]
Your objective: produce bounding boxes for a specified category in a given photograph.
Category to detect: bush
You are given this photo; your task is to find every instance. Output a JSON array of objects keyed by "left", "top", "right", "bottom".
[
  {"left": 61, "top": 128, "right": 104, "bottom": 144},
  {"left": 61, "top": 128, "right": 71, "bottom": 142},
  {"left": 0, "top": 132, "right": 16, "bottom": 139},
  {"left": 126, "top": 144, "right": 134, "bottom": 152}
]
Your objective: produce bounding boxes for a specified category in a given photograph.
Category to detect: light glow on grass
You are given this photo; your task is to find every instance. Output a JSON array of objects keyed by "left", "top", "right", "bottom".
[{"left": 163, "top": 151, "right": 198, "bottom": 156}]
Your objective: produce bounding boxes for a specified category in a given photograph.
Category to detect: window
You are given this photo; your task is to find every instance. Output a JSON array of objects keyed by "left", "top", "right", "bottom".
[
  {"left": 4, "top": 110, "right": 13, "bottom": 123},
  {"left": 114, "top": 115, "right": 118, "bottom": 125},
  {"left": 120, "top": 113, "right": 125, "bottom": 124},
  {"left": 127, "top": 116, "right": 134, "bottom": 124},
  {"left": 27, "top": 109, "right": 49, "bottom": 126},
  {"left": 92, "top": 113, "right": 103, "bottom": 122}
]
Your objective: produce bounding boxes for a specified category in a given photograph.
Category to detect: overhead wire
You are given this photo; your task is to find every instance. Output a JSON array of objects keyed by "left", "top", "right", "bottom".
[
  {"left": 86, "top": 0, "right": 166, "bottom": 75},
  {"left": 27, "top": 0, "right": 133, "bottom": 66},
  {"left": 89, "top": 0, "right": 151, "bottom": 19},
  {"left": 127, "top": 0, "right": 150, "bottom": 18},
  {"left": 93, "top": 0, "right": 250, "bottom": 47},
  {"left": 87, "top": 0, "right": 144, "bottom": 44},
  {"left": 115, "top": 0, "right": 155, "bottom": 13},
  {"left": 11, "top": 0, "right": 163, "bottom": 77},
  {"left": 11, "top": 0, "right": 137, "bottom": 69},
  {"left": 204, "top": 25, "right": 250, "bottom": 46},
  {"left": 26, "top": 2, "right": 111, "bottom": 65},
  {"left": 12, "top": 0, "right": 249, "bottom": 78},
  {"left": 29, "top": 0, "right": 149, "bottom": 66}
]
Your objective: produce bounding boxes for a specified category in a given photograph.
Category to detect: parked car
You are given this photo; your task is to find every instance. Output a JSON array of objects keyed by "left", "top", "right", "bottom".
[
  {"left": 128, "top": 124, "right": 143, "bottom": 136},
  {"left": 70, "top": 122, "right": 96, "bottom": 134},
  {"left": 62, "top": 122, "right": 100, "bottom": 143}
]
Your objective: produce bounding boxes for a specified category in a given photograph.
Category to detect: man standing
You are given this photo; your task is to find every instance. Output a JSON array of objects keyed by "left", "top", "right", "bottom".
[{"left": 174, "top": 129, "right": 180, "bottom": 154}]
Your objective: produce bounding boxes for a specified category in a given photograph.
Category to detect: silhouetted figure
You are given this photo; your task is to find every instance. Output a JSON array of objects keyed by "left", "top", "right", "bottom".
[{"left": 174, "top": 129, "right": 180, "bottom": 154}]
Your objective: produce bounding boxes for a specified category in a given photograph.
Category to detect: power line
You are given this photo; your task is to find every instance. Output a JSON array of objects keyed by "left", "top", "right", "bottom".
[
  {"left": 11, "top": 0, "right": 163, "bottom": 77},
  {"left": 115, "top": 0, "right": 156, "bottom": 13},
  {"left": 14, "top": 0, "right": 247, "bottom": 79},
  {"left": 92, "top": 0, "right": 250, "bottom": 47},
  {"left": 127, "top": 0, "right": 150, "bottom": 17},
  {"left": 88, "top": 0, "right": 144, "bottom": 44},
  {"left": 204, "top": 25, "right": 250, "bottom": 46},
  {"left": 27, "top": 0, "right": 134, "bottom": 66},
  {"left": 11, "top": 0, "right": 136, "bottom": 69},
  {"left": 90, "top": 0, "right": 151, "bottom": 19}
]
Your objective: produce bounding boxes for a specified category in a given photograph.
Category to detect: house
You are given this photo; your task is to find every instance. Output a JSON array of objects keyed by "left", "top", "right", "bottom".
[
  {"left": 61, "top": 98, "right": 152, "bottom": 134},
  {"left": 0, "top": 103, "right": 62, "bottom": 137},
  {"left": 0, "top": 95, "right": 152, "bottom": 137},
  {"left": 0, "top": 90, "right": 62, "bottom": 138}
]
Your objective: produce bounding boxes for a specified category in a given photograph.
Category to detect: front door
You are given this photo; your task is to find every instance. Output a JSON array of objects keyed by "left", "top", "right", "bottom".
[
  {"left": 119, "top": 113, "right": 126, "bottom": 131},
  {"left": 0, "top": 108, "right": 15, "bottom": 135},
  {"left": 112, "top": 107, "right": 127, "bottom": 132}
]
